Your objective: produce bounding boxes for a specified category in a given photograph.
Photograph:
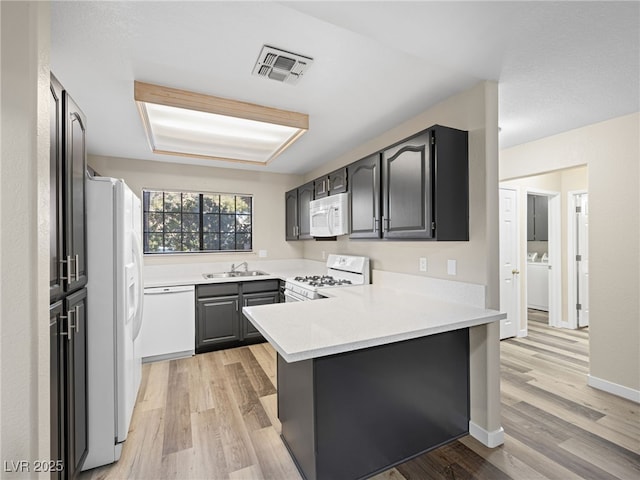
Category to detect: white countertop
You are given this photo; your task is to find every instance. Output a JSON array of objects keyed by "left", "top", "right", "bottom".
[{"left": 243, "top": 283, "right": 505, "bottom": 363}]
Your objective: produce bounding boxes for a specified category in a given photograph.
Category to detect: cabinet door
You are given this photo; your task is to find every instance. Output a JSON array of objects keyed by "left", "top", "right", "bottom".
[
  {"left": 242, "top": 292, "right": 279, "bottom": 339},
  {"left": 64, "top": 93, "right": 88, "bottom": 291},
  {"left": 50, "top": 302, "right": 64, "bottom": 480},
  {"left": 328, "top": 167, "right": 348, "bottom": 195},
  {"left": 196, "top": 295, "right": 240, "bottom": 351},
  {"left": 314, "top": 177, "right": 328, "bottom": 199},
  {"left": 527, "top": 195, "right": 535, "bottom": 241},
  {"left": 534, "top": 195, "right": 548, "bottom": 241},
  {"left": 50, "top": 77, "right": 64, "bottom": 301},
  {"left": 298, "top": 181, "right": 315, "bottom": 240},
  {"left": 382, "top": 131, "right": 433, "bottom": 239},
  {"left": 285, "top": 188, "right": 299, "bottom": 240},
  {"left": 65, "top": 288, "right": 88, "bottom": 476},
  {"left": 348, "top": 154, "right": 381, "bottom": 239}
]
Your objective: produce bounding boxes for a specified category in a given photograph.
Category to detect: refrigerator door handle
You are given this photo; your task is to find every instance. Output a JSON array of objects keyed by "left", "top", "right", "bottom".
[{"left": 131, "top": 230, "right": 144, "bottom": 341}]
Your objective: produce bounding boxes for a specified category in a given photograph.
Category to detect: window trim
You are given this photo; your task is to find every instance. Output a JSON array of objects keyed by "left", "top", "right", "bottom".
[{"left": 142, "top": 188, "right": 253, "bottom": 255}]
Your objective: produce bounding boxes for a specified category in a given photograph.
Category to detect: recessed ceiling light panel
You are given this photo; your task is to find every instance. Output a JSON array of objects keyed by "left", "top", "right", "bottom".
[
  {"left": 134, "top": 81, "right": 308, "bottom": 165},
  {"left": 252, "top": 45, "right": 313, "bottom": 85}
]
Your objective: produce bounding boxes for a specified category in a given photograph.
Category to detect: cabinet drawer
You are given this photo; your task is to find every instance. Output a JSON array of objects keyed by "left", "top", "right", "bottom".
[
  {"left": 197, "top": 282, "right": 239, "bottom": 298},
  {"left": 242, "top": 279, "right": 280, "bottom": 294}
]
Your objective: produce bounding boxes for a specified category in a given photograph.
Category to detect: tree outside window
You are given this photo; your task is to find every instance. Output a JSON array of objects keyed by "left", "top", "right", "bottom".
[{"left": 143, "top": 190, "right": 252, "bottom": 253}]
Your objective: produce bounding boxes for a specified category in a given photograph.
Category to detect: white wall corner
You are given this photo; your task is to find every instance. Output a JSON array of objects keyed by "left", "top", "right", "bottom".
[
  {"left": 587, "top": 375, "right": 640, "bottom": 404},
  {"left": 469, "top": 421, "right": 505, "bottom": 448}
]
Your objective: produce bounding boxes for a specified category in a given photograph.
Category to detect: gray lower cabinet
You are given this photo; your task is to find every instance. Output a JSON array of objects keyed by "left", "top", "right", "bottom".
[
  {"left": 196, "top": 280, "right": 279, "bottom": 353},
  {"left": 242, "top": 292, "right": 279, "bottom": 339},
  {"left": 50, "top": 288, "right": 88, "bottom": 480},
  {"left": 197, "top": 295, "right": 240, "bottom": 350}
]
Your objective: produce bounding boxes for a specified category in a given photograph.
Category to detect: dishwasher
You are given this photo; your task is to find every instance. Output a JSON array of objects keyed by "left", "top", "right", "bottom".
[{"left": 140, "top": 285, "right": 195, "bottom": 362}]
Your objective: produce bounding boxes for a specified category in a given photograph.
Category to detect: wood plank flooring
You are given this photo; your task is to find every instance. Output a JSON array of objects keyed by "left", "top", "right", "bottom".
[{"left": 81, "top": 311, "right": 639, "bottom": 479}]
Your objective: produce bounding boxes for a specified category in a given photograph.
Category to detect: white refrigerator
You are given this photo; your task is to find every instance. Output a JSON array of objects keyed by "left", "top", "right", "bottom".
[{"left": 83, "top": 176, "right": 144, "bottom": 470}]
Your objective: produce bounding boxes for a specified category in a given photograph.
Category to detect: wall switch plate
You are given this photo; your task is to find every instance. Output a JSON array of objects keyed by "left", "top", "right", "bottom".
[
  {"left": 419, "top": 257, "right": 428, "bottom": 272},
  {"left": 447, "top": 259, "right": 457, "bottom": 275},
  {"left": 258, "top": 250, "right": 267, "bottom": 258}
]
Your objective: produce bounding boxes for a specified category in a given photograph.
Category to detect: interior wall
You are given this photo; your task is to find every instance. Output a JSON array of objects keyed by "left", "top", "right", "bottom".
[
  {"left": 0, "top": 0, "right": 51, "bottom": 468},
  {"left": 88, "top": 155, "right": 305, "bottom": 266},
  {"left": 500, "top": 112, "right": 640, "bottom": 395},
  {"left": 302, "top": 82, "right": 496, "bottom": 289},
  {"left": 500, "top": 166, "right": 588, "bottom": 332},
  {"left": 303, "top": 81, "right": 503, "bottom": 439}
]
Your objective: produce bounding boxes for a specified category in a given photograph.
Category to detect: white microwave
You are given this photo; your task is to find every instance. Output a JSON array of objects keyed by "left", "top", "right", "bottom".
[{"left": 309, "top": 193, "right": 349, "bottom": 237}]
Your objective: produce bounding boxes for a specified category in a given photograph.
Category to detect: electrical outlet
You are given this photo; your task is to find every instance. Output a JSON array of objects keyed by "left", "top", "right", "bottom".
[
  {"left": 258, "top": 249, "right": 267, "bottom": 258},
  {"left": 447, "top": 259, "right": 457, "bottom": 276},
  {"left": 419, "top": 257, "right": 427, "bottom": 272}
]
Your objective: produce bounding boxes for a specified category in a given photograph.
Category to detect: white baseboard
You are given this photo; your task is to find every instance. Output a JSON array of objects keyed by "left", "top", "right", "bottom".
[
  {"left": 469, "top": 421, "right": 504, "bottom": 448},
  {"left": 587, "top": 375, "right": 640, "bottom": 403}
]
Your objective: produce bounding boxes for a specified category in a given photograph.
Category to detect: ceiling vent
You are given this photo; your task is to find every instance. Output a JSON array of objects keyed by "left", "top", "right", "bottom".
[{"left": 252, "top": 45, "right": 313, "bottom": 85}]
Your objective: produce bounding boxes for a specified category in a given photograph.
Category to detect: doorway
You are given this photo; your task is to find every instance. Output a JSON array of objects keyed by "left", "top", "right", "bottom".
[
  {"left": 525, "top": 189, "right": 561, "bottom": 329},
  {"left": 568, "top": 191, "right": 589, "bottom": 328}
]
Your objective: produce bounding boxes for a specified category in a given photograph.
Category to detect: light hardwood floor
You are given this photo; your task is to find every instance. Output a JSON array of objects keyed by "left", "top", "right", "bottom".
[{"left": 81, "top": 311, "right": 639, "bottom": 479}]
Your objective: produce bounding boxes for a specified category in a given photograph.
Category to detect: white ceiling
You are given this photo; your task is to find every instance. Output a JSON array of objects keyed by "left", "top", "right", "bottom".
[{"left": 51, "top": 1, "right": 639, "bottom": 175}]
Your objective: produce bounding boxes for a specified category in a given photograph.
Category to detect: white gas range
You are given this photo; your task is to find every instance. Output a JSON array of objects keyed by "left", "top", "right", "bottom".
[{"left": 284, "top": 254, "right": 370, "bottom": 302}]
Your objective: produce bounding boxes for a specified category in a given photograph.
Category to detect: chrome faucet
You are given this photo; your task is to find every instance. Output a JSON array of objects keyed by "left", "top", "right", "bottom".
[{"left": 231, "top": 262, "right": 248, "bottom": 273}]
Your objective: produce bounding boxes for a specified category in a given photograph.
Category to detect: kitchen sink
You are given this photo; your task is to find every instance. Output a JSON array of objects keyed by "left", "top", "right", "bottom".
[{"left": 202, "top": 270, "right": 268, "bottom": 279}]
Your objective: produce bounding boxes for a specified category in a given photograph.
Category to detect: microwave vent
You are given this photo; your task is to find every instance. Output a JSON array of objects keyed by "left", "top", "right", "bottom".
[{"left": 252, "top": 45, "right": 313, "bottom": 85}]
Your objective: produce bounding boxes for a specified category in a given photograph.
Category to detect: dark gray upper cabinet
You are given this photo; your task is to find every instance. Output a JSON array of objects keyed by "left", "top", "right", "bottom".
[
  {"left": 50, "top": 77, "right": 64, "bottom": 301},
  {"left": 527, "top": 194, "right": 548, "bottom": 241},
  {"left": 314, "top": 167, "right": 348, "bottom": 199},
  {"left": 51, "top": 74, "right": 88, "bottom": 301},
  {"left": 285, "top": 181, "right": 314, "bottom": 240},
  {"left": 64, "top": 93, "right": 88, "bottom": 292},
  {"left": 348, "top": 154, "right": 381, "bottom": 239},
  {"left": 381, "top": 125, "right": 468, "bottom": 241},
  {"left": 285, "top": 188, "right": 298, "bottom": 241},
  {"left": 382, "top": 131, "right": 432, "bottom": 239},
  {"left": 298, "top": 181, "right": 315, "bottom": 239}
]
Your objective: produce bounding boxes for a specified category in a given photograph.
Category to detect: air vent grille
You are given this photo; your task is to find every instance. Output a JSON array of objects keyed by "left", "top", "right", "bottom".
[{"left": 252, "top": 45, "right": 313, "bottom": 85}]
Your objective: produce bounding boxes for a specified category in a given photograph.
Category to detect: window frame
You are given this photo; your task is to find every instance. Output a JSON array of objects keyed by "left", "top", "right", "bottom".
[{"left": 142, "top": 188, "right": 253, "bottom": 255}]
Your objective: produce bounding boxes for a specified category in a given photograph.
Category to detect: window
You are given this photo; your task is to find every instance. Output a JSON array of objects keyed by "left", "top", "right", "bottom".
[{"left": 143, "top": 190, "right": 252, "bottom": 253}]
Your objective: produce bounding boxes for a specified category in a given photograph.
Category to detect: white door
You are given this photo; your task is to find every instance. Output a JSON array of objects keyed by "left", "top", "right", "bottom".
[
  {"left": 499, "top": 188, "right": 520, "bottom": 339},
  {"left": 576, "top": 193, "right": 589, "bottom": 327}
]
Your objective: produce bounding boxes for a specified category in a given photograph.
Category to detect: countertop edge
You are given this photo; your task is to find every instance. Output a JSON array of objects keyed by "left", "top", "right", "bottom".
[{"left": 243, "top": 307, "right": 504, "bottom": 363}]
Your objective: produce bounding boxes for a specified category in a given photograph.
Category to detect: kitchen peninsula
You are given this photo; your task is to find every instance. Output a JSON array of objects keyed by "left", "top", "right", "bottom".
[{"left": 243, "top": 280, "right": 505, "bottom": 480}]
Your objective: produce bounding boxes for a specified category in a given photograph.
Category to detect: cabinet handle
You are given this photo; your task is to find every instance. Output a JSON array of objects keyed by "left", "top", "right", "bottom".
[
  {"left": 66, "top": 310, "right": 75, "bottom": 342},
  {"left": 235, "top": 300, "right": 239, "bottom": 311},
  {"left": 373, "top": 217, "right": 379, "bottom": 232},
  {"left": 382, "top": 216, "right": 389, "bottom": 232},
  {"left": 74, "top": 254, "right": 79, "bottom": 282},
  {"left": 74, "top": 305, "right": 81, "bottom": 334},
  {"left": 327, "top": 178, "right": 331, "bottom": 191}
]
